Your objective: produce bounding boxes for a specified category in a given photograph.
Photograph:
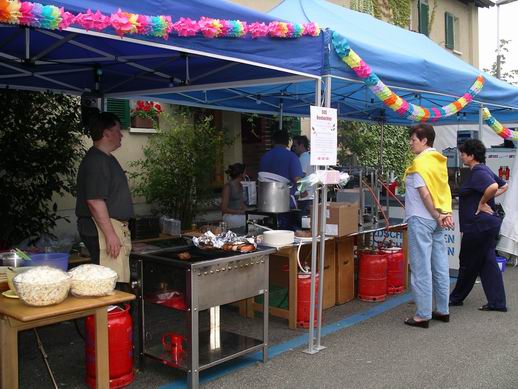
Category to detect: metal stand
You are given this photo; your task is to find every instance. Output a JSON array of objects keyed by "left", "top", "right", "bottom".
[{"left": 304, "top": 76, "right": 332, "bottom": 354}]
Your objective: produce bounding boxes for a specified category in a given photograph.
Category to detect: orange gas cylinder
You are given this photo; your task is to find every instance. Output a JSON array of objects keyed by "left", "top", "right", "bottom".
[
  {"left": 297, "top": 273, "right": 319, "bottom": 328},
  {"left": 358, "top": 250, "right": 387, "bottom": 302},
  {"left": 381, "top": 247, "right": 405, "bottom": 294},
  {"left": 85, "top": 304, "right": 134, "bottom": 389}
]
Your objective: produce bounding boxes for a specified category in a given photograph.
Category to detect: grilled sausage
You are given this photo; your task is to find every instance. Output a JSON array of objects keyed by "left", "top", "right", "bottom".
[{"left": 239, "top": 244, "right": 256, "bottom": 253}]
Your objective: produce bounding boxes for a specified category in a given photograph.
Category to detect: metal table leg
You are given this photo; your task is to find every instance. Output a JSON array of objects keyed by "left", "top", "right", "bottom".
[{"left": 187, "top": 269, "right": 199, "bottom": 389}]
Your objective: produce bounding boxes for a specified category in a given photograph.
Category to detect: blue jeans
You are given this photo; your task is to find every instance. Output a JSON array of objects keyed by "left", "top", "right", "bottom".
[{"left": 407, "top": 216, "right": 450, "bottom": 319}]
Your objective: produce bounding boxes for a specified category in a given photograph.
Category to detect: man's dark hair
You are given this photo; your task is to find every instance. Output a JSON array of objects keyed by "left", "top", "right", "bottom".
[
  {"left": 293, "top": 135, "right": 309, "bottom": 150},
  {"left": 272, "top": 131, "right": 290, "bottom": 146},
  {"left": 409, "top": 123, "right": 435, "bottom": 147},
  {"left": 458, "top": 138, "right": 486, "bottom": 163},
  {"left": 89, "top": 112, "right": 121, "bottom": 141}
]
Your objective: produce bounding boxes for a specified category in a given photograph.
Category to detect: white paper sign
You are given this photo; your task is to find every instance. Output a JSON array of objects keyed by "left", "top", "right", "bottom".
[{"left": 310, "top": 106, "right": 337, "bottom": 166}]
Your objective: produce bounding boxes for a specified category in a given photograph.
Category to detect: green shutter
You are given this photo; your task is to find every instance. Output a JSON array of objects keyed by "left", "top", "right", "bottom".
[
  {"left": 106, "top": 98, "right": 130, "bottom": 129},
  {"left": 419, "top": 0, "right": 429, "bottom": 36},
  {"left": 445, "top": 13, "right": 454, "bottom": 50}
]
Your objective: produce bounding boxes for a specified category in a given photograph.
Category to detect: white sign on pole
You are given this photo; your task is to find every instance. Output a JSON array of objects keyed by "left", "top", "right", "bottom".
[{"left": 310, "top": 106, "right": 337, "bottom": 166}]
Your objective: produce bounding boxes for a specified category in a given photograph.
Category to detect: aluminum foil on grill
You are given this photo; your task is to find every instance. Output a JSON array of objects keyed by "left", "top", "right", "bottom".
[{"left": 192, "top": 230, "right": 256, "bottom": 249}]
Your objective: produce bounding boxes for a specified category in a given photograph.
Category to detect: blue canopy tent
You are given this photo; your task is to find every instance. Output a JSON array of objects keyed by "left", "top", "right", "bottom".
[
  {"left": 0, "top": 0, "right": 322, "bottom": 97},
  {"left": 147, "top": 0, "right": 518, "bottom": 125}
]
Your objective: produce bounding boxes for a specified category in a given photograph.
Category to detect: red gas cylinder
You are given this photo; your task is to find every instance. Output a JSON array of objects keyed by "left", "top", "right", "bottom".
[
  {"left": 380, "top": 247, "right": 405, "bottom": 295},
  {"left": 358, "top": 250, "right": 387, "bottom": 302},
  {"left": 297, "top": 273, "right": 319, "bottom": 328},
  {"left": 85, "top": 304, "right": 134, "bottom": 389}
]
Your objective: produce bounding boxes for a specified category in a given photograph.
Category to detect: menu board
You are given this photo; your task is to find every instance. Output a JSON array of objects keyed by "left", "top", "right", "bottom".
[{"left": 310, "top": 106, "right": 337, "bottom": 166}]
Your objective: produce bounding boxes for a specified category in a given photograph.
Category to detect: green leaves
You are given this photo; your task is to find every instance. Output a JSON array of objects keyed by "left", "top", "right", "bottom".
[
  {"left": 130, "top": 109, "right": 227, "bottom": 227},
  {"left": 0, "top": 90, "right": 84, "bottom": 248},
  {"left": 337, "top": 121, "right": 412, "bottom": 186}
]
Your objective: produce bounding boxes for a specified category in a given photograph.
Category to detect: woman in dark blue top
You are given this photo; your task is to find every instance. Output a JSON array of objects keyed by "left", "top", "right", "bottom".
[{"left": 450, "top": 139, "right": 508, "bottom": 311}]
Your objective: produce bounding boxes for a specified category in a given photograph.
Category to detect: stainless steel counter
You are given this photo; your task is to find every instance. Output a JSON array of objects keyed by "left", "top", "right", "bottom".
[{"left": 131, "top": 246, "right": 275, "bottom": 389}]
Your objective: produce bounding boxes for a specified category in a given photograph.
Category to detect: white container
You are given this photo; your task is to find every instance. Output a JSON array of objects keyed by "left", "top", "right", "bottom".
[
  {"left": 69, "top": 264, "right": 118, "bottom": 296},
  {"left": 262, "top": 230, "right": 295, "bottom": 247},
  {"left": 13, "top": 266, "right": 71, "bottom": 306},
  {"left": 160, "top": 216, "right": 181, "bottom": 236}
]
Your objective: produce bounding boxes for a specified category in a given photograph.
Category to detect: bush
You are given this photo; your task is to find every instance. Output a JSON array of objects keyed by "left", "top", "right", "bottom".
[
  {"left": 130, "top": 109, "right": 227, "bottom": 228},
  {"left": 0, "top": 91, "right": 84, "bottom": 248},
  {"left": 338, "top": 121, "right": 413, "bottom": 187}
]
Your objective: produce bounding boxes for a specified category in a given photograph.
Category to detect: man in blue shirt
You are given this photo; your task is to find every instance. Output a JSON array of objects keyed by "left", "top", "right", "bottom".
[{"left": 260, "top": 131, "right": 303, "bottom": 207}]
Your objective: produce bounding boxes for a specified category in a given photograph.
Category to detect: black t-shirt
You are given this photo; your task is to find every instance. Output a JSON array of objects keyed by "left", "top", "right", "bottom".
[
  {"left": 75, "top": 146, "right": 134, "bottom": 236},
  {"left": 458, "top": 164, "right": 505, "bottom": 234}
]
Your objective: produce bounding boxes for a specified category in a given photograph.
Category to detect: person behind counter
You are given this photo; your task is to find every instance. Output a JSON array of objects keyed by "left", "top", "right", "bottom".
[
  {"left": 449, "top": 139, "right": 508, "bottom": 312},
  {"left": 221, "top": 163, "right": 247, "bottom": 228},
  {"left": 75, "top": 112, "right": 134, "bottom": 285},
  {"left": 404, "top": 123, "right": 454, "bottom": 328},
  {"left": 292, "top": 135, "right": 315, "bottom": 216},
  {"left": 259, "top": 131, "right": 303, "bottom": 208}
]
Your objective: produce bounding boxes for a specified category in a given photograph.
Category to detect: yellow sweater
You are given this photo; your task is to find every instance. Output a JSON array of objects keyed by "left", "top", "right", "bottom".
[{"left": 405, "top": 150, "right": 452, "bottom": 213}]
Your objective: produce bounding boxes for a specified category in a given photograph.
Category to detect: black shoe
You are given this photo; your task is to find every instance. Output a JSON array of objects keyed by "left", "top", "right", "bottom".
[
  {"left": 431, "top": 311, "right": 450, "bottom": 322},
  {"left": 404, "top": 317, "right": 430, "bottom": 328},
  {"left": 449, "top": 301, "right": 463, "bottom": 306},
  {"left": 478, "top": 304, "right": 507, "bottom": 312}
]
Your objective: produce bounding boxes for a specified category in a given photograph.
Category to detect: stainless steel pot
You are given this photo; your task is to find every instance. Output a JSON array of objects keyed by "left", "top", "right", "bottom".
[
  {"left": 257, "top": 181, "right": 290, "bottom": 213},
  {"left": 0, "top": 251, "right": 25, "bottom": 267}
]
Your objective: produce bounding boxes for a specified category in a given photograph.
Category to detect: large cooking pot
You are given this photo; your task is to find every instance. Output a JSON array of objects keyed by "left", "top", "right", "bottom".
[
  {"left": 0, "top": 251, "right": 26, "bottom": 267},
  {"left": 257, "top": 181, "right": 290, "bottom": 213}
]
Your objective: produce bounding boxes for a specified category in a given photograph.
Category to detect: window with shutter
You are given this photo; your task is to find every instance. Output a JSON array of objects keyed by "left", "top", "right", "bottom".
[
  {"left": 418, "top": 0, "right": 429, "bottom": 36},
  {"left": 445, "top": 12, "right": 455, "bottom": 50},
  {"left": 106, "top": 98, "right": 130, "bottom": 129}
]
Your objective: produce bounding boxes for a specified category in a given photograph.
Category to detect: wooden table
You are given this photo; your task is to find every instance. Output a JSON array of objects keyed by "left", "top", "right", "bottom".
[
  {"left": 0, "top": 291, "right": 135, "bottom": 389},
  {"left": 247, "top": 239, "right": 336, "bottom": 329}
]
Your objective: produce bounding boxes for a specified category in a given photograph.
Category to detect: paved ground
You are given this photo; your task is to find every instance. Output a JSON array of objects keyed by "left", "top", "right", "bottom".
[{"left": 17, "top": 266, "right": 518, "bottom": 389}]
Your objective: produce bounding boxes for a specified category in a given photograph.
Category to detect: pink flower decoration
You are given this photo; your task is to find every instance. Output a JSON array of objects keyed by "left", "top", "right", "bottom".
[
  {"left": 303, "top": 22, "right": 320, "bottom": 37},
  {"left": 136, "top": 14, "right": 150, "bottom": 34},
  {"left": 74, "top": 9, "right": 111, "bottom": 31},
  {"left": 59, "top": 8, "right": 75, "bottom": 29},
  {"left": 173, "top": 17, "right": 199, "bottom": 37},
  {"left": 198, "top": 17, "right": 220, "bottom": 38},
  {"left": 431, "top": 107, "right": 442, "bottom": 121},
  {"left": 248, "top": 22, "right": 268, "bottom": 38},
  {"left": 19, "top": 2, "right": 35, "bottom": 25},
  {"left": 110, "top": 9, "right": 136, "bottom": 36},
  {"left": 219, "top": 20, "right": 230, "bottom": 36},
  {"left": 463, "top": 93, "right": 473, "bottom": 103},
  {"left": 502, "top": 128, "right": 512, "bottom": 138},
  {"left": 396, "top": 101, "right": 409, "bottom": 116},
  {"left": 355, "top": 61, "right": 371, "bottom": 78},
  {"left": 268, "top": 21, "right": 290, "bottom": 38}
]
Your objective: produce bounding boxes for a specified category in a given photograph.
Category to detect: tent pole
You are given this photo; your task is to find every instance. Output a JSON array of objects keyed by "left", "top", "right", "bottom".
[
  {"left": 304, "top": 78, "right": 322, "bottom": 355},
  {"left": 479, "top": 103, "right": 484, "bottom": 143},
  {"left": 379, "top": 121, "right": 385, "bottom": 175},
  {"left": 279, "top": 99, "right": 284, "bottom": 130},
  {"left": 25, "top": 28, "right": 30, "bottom": 61},
  {"left": 315, "top": 75, "right": 332, "bottom": 351}
]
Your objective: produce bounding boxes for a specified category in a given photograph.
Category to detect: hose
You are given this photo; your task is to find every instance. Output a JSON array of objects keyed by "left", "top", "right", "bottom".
[{"left": 296, "top": 241, "right": 311, "bottom": 273}]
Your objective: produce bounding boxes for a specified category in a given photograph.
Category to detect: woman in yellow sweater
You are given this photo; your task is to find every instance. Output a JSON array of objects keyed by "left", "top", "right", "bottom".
[{"left": 404, "top": 124, "right": 454, "bottom": 328}]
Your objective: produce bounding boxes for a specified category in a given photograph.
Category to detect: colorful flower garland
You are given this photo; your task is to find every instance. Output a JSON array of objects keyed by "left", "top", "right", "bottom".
[
  {"left": 482, "top": 108, "right": 518, "bottom": 141},
  {"left": 332, "top": 31, "right": 484, "bottom": 122},
  {"left": 0, "top": 0, "right": 320, "bottom": 39}
]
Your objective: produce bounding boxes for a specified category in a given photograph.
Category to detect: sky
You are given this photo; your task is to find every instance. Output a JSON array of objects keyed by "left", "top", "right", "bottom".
[{"left": 478, "top": 2, "right": 518, "bottom": 76}]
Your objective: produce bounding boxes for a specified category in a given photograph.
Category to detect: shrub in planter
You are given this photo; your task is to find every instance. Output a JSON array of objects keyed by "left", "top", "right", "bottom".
[{"left": 130, "top": 109, "right": 228, "bottom": 228}]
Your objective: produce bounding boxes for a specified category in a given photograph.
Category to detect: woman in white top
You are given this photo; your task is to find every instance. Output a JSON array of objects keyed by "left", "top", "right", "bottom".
[{"left": 221, "top": 163, "right": 247, "bottom": 228}]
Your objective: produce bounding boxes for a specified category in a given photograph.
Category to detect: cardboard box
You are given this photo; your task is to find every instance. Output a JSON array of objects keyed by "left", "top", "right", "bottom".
[{"left": 314, "top": 202, "right": 359, "bottom": 237}]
